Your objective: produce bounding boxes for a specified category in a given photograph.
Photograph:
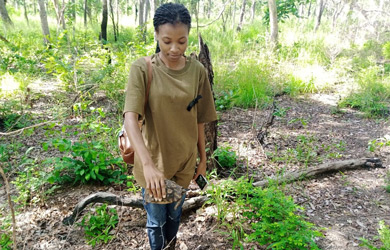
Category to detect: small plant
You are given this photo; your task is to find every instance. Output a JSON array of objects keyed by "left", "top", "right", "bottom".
[
  {"left": 385, "top": 171, "right": 390, "bottom": 193},
  {"left": 44, "top": 139, "right": 126, "bottom": 185},
  {"left": 0, "top": 232, "right": 12, "bottom": 250},
  {"left": 207, "top": 178, "right": 323, "bottom": 249},
  {"left": 368, "top": 136, "right": 390, "bottom": 152},
  {"left": 212, "top": 145, "right": 237, "bottom": 168},
  {"left": 215, "top": 90, "right": 236, "bottom": 111},
  {"left": 360, "top": 221, "right": 390, "bottom": 250},
  {"left": 79, "top": 204, "right": 119, "bottom": 247}
]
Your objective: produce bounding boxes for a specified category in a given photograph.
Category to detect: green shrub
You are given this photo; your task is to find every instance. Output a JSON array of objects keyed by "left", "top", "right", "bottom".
[
  {"left": 212, "top": 145, "right": 237, "bottom": 168},
  {"left": 340, "top": 66, "right": 390, "bottom": 117},
  {"left": 215, "top": 59, "right": 274, "bottom": 109},
  {"left": 79, "top": 204, "right": 119, "bottom": 247},
  {"left": 44, "top": 139, "right": 126, "bottom": 185},
  {"left": 207, "top": 178, "right": 323, "bottom": 249},
  {"left": 0, "top": 232, "right": 12, "bottom": 250}
]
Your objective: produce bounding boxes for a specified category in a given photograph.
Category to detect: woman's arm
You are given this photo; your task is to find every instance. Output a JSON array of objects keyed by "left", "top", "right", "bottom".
[
  {"left": 124, "top": 112, "right": 166, "bottom": 201},
  {"left": 193, "top": 123, "right": 207, "bottom": 181}
]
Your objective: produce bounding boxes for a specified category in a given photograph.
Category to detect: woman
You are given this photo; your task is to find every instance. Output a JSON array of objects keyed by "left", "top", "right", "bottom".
[{"left": 123, "top": 3, "right": 217, "bottom": 249}]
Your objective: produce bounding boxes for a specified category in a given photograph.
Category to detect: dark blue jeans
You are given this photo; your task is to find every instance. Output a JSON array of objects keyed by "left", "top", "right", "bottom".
[{"left": 142, "top": 189, "right": 186, "bottom": 250}]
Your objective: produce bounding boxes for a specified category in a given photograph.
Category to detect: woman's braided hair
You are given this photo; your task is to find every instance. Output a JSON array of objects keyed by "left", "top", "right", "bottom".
[{"left": 153, "top": 3, "right": 191, "bottom": 53}]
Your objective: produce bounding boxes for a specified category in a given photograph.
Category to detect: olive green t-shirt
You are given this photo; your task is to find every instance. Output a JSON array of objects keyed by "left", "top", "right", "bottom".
[{"left": 123, "top": 54, "right": 217, "bottom": 188}]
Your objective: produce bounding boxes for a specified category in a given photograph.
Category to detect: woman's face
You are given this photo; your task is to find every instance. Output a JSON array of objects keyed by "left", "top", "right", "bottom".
[{"left": 155, "top": 22, "right": 189, "bottom": 64}]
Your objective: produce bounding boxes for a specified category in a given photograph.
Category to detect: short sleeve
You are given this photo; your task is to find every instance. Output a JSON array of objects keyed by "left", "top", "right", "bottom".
[
  {"left": 123, "top": 58, "right": 148, "bottom": 118},
  {"left": 197, "top": 67, "right": 218, "bottom": 123}
]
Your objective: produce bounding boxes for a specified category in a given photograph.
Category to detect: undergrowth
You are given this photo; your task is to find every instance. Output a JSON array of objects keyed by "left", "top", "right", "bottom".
[{"left": 207, "top": 178, "right": 323, "bottom": 249}]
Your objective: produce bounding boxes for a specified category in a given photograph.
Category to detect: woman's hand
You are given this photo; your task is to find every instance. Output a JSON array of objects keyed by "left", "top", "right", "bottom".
[
  {"left": 124, "top": 112, "right": 166, "bottom": 200},
  {"left": 143, "top": 163, "right": 166, "bottom": 201},
  {"left": 193, "top": 160, "right": 206, "bottom": 182}
]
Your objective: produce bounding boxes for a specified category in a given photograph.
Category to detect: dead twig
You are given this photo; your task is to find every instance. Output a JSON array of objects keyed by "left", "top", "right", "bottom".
[
  {"left": 0, "top": 165, "right": 17, "bottom": 250},
  {"left": 0, "top": 120, "right": 57, "bottom": 137}
]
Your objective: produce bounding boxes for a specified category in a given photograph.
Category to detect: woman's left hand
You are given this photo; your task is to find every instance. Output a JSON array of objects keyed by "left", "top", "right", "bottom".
[{"left": 193, "top": 160, "right": 207, "bottom": 181}]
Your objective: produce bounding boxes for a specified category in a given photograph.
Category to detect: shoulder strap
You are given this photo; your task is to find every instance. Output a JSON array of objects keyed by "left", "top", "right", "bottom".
[{"left": 144, "top": 56, "right": 153, "bottom": 113}]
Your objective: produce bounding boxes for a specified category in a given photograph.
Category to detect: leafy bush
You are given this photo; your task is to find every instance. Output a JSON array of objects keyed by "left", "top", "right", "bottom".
[
  {"left": 79, "top": 204, "right": 119, "bottom": 247},
  {"left": 44, "top": 139, "right": 126, "bottom": 185},
  {"left": 208, "top": 178, "right": 323, "bottom": 249},
  {"left": 340, "top": 66, "right": 390, "bottom": 117},
  {"left": 212, "top": 145, "right": 237, "bottom": 168},
  {"left": 215, "top": 59, "right": 274, "bottom": 109},
  {"left": 0, "top": 232, "right": 12, "bottom": 250}
]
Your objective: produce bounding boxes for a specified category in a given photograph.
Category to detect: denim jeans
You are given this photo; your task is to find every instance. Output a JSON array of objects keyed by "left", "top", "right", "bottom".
[{"left": 142, "top": 188, "right": 186, "bottom": 250}]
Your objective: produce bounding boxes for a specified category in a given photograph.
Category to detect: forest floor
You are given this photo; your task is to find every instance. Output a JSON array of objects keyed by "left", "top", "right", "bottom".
[{"left": 1, "top": 79, "right": 390, "bottom": 250}]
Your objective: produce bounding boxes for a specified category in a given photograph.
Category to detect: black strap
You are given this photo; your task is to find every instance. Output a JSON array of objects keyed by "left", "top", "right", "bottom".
[{"left": 187, "top": 95, "right": 202, "bottom": 111}]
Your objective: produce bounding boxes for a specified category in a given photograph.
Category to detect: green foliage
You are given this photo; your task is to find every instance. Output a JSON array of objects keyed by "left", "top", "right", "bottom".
[
  {"left": 45, "top": 138, "right": 126, "bottom": 185},
  {"left": 263, "top": 0, "right": 313, "bottom": 23},
  {"left": 267, "top": 134, "right": 345, "bottom": 167},
  {"left": 340, "top": 66, "right": 390, "bottom": 117},
  {"left": 212, "top": 145, "right": 237, "bottom": 168},
  {"left": 0, "top": 99, "right": 32, "bottom": 131},
  {"left": 0, "top": 232, "right": 12, "bottom": 250},
  {"left": 79, "top": 204, "right": 119, "bottom": 247},
  {"left": 207, "top": 178, "right": 323, "bottom": 248},
  {"left": 368, "top": 136, "right": 390, "bottom": 153},
  {"left": 385, "top": 171, "right": 390, "bottom": 193},
  {"left": 215, "top": 59, "right": 274, "bottom": 109},
  {"left": 360, "top": 221, "right": 390, "bottom": 250},
  {"left": 383, "top": 42, "right": 390, "bottom": 60},
  {"left": 11, "top": 147, "right": 58, "bottom": 206},
  {"left": 215, "top": 90, "right": 236, "bottom": 111}
]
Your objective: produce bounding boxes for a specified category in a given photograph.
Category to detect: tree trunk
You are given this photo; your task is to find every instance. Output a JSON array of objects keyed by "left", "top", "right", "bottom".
[
  {"left": 314, "top": 0, "right": 325, "bottom": 32},
  {"left": 101, "top": 0, "right": 108, "bottom": 42},
  {"left": 145, "top": 0, "right": 150, "bottom": 23},
  {"left": 197, "top": 34, "right": 218, "bottom": 170},
  {"left": 236, "top": 0, "right": 247, "bottom": 31},
  {"left": 307, "top": 0, "right": 312, "bottom": 17},
  {"left": 231, "top": 0, "right": 236, "bottom": 30},
  {"left": 84, "top": 0, "right": 87, "bottom": 27},
  {"left": 23, "top": 0, "right": 29, "bottom": 25},
  {"left": 0, "top": 0, "right": 13, "bottom": 27},
  {"left": 38, "top": 0, "right": 50, "bottom": 45},
  {"left": 250, "top": 0, "right": 256, "bottom": 23},
  {"left": 268, "top": 0, "right": 278, "bottom": 46},
  {"left": 139, "top": 0, "right": 145, "bottom": 26},
  {"left": 207, "top": 0, "right": 211, "bottom": 19},
  {"left": 109, "top": 0, "right": 117, "bottom": 41}
]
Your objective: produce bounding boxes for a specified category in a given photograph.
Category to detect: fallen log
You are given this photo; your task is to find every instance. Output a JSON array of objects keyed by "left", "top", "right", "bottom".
[
  {"left": 253, "top": 157, "right": 383, "bottom": 187},
  {"left": 63, "top": 192, "right": 209, "bottom": 225}
]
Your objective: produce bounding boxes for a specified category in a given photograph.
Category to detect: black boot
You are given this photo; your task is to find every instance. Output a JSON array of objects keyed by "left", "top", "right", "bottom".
[{"left": 165, "top": 237, "right": 177, "bottom": 250}]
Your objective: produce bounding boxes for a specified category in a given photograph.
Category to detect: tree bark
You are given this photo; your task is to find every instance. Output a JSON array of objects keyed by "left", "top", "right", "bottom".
[
  {"left": 139, "top": 0, "right": 145, "bottom": 26},
  {"left": 38, "top": 0, "right": 50, "bottom": 45},
  {"left": 84, "top": 0, "right": 87, "bottom": 27},
  {"left": 268, "top": 0, "right": 278, "bottom": 46},
  {"left": 109, "top": 0, "right": 117, "bottom": 41},
  {"left": 0, "top": 166, "right": 17, "bottom": 250},
  {"left": 236, "top": 0, "right": 247, "bottom": 31},
  {"left": 250, "top": 0, "right": 256, "bottom": 23},
  {"left": 314, "top": 0, "right": 325, "bottom": 32},
  {"left": 253, "top": 158, "right": 383, "bottom": 187},
  {"left": 0, "top": 0, "right": 13, "bottom": 27},
  {"left": 231, "top": 0, "right": 236, "bottom": 30},
  {"left": 101, "top": 0, "right": 108, "bottom": 42},
  {"left": 197, "top": 34, "right": 218, "bottom": 170},
  {"left": 23, "top": 0, "right": 29, "bottom": 25}
]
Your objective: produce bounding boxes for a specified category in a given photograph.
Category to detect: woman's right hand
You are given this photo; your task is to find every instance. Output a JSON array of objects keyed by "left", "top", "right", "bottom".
[
  {"left": 124, "top": 112, "right": 166, "bottom": 201},
  {"left": 143, "top": 163, "right": 166, "bottom": 201}
]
